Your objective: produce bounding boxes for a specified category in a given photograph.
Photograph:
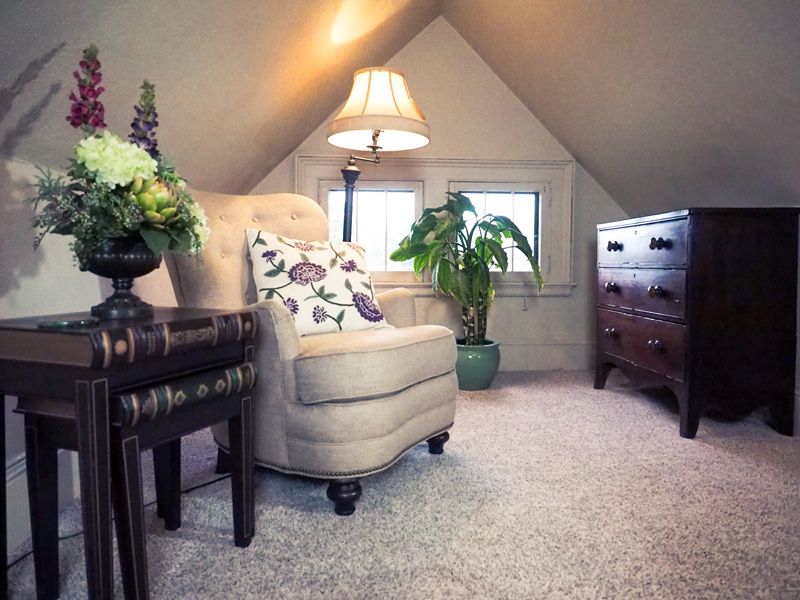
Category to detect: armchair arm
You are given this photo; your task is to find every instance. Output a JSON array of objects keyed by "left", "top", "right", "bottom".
[
  {"left": 376, "top": 288, "right": 416, "bottom": 328},
  {"left": 246, "top": 299, "right": 302, "bottom": 362}
]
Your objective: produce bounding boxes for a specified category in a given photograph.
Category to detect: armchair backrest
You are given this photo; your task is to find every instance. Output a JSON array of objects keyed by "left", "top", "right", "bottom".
[{"left": 165, "top": 189, "right": 328, "bottom": 309}]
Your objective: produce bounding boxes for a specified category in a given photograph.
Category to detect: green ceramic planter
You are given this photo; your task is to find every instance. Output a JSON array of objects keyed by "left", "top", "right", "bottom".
[{"left": 455, "top": 339, "right": 500, "bottom": 390}]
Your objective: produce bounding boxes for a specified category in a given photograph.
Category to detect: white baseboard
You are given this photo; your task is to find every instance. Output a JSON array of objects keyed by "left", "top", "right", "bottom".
[{"left": 6, "top": 450, "right": 79, "bottom": 555}]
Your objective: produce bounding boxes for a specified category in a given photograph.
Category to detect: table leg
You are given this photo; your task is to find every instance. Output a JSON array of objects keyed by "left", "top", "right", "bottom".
[
  {"left": 24, "top": 414, "right": 60, "bottom": 599},
  {"left": 75, "top": 379, "right": 114, "bottom": 599},
  {"left": 153, "top": 439, "right": 181, "bottom": 530},
  {"left": 1, "top": 392, "right": 6, "bottom": 599},
  {"left": 229, "top": 395, "right": 254, "bottom": 548},
  {"left": 112, "top": 435, "right": 149, "bottom": 600}
]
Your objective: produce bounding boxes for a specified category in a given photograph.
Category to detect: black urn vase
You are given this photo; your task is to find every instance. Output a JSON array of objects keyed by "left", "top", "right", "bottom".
[{"left": 84, "top": 236, "right": 162, "bottom": 320}]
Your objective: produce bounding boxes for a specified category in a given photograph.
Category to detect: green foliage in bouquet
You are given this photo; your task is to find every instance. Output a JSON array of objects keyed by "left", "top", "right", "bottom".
[{"left": 390, "top": 192, "right": 543, "bottom": 345}]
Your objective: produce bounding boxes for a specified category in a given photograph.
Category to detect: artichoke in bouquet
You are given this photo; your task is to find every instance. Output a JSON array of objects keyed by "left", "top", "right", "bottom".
[{"left": 130, "top": 176, "right": 179, "bottom": 228}]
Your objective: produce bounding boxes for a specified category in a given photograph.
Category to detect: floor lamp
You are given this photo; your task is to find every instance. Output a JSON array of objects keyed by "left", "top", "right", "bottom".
[{"left": 326, "top": 67, "right": 430, "bottom": 242}]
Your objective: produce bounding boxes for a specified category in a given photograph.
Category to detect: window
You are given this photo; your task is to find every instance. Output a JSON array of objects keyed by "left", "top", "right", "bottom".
[
  {"left": 319, "top": 180, "right": 423, "bottom": 272},
  {"left": 452, "top": 183, "right": 540, "bottom": 272},
  {"left": 298, "top": 156, "right": 575, "bottom": 296}
]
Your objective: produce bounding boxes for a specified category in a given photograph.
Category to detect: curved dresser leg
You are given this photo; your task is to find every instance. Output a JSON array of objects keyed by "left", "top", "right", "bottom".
[
  {"left": 675, "top": 386, "right": 700, "bottom": 439},
  {"left": 594, "top": 362, "right": 613, "bottom": 389}
]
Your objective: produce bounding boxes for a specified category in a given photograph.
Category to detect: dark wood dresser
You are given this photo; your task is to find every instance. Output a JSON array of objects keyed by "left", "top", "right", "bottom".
[{"left": 594, "top": 208, "right": 798, "bottom": 438}]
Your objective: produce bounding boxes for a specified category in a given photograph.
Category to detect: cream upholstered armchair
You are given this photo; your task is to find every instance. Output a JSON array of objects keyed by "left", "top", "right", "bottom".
[{"left": 165, "top": 190, "right": 457, "bottom": 514}]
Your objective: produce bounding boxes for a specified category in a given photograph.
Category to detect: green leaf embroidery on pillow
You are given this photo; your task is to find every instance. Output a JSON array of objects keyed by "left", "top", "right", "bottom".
[
  {"left": 336, "top": 309, "right": 345, "bottom": 323},
  {"left": 264, "top": 268, "right": 281, "bottom": 277},
  {"left": 300, "top": 253, "right": 309, "bottom": 262},
  {"left": 360, "top": 281, "right": 372, "bottom": 290},
  {"left": 277, "top": 259, "right": 285, "bottom": 270},
  {"left": 264, "top": 290, "right": 274, "bottom": 299},
  {"left": 329, "top": 257, "right": 338, "bottom": 268},
  {"left": 344, "top": 279, "right": 352, "bottom": 291},
  {"left": 356, "top": 268, "right": 365, "bottom": 275},
  {"left": 253, "top": 237, "right": 266, "bottom": 246}
]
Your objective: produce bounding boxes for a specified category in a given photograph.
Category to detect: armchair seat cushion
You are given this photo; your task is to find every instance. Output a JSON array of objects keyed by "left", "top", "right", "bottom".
[{"left": 295, "top": 324, "right": 456, "bottom": 404}]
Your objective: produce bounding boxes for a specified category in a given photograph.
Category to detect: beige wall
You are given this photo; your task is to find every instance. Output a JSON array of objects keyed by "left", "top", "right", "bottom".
[{"left": 253, "top": 16, "right": 627, "bottom": 371}]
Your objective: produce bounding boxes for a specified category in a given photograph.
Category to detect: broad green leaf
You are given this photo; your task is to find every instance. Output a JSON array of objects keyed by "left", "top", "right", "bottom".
[
  {"left": 336, "top": 309, "right": 345, "bottom": 323},
  {"left": 329, "top": 257, "right": 338, "bottom": 268},
  {"left": 169, "top": 228, "right": 193, "bottom": 254},
  {"left": 300, "top": 253, "right": 309, "bottom": 262},
  {"left": 344, "top": 279, "right": 352, "bottom": 291},
  {"left": 264, "top": 268, "right": 281, "bottom": 277},
  {"left": 139, "top": 227, "right": 171, "bottom": 255},
  {"left": 253, "top": 237, "right": 266, "bottom": 246},
  {"left": 483, "top": 238, "right": 508, "bottom": 272},
  {"left": 360, "top": 281, "right": 372, "bottom": 290}
]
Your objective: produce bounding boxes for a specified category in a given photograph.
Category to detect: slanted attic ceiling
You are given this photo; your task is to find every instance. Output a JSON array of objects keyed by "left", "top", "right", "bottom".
[
  {"left": 0, "top": 0, "right": 442, "bottom": 194},
  {"left": 1, "top": 0, "right": 798, "bottom": 215}
]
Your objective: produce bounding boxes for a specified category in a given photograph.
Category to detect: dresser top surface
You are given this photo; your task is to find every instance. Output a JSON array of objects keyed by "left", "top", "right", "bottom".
[{"left": 597, "top": 207, "right": 799, "bottom": 230}]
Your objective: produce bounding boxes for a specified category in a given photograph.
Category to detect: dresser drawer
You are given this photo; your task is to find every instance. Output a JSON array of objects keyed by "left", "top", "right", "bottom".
[
  {"left": 597, "top": 268, "right": 687, "bottom": 320},
  {"left": 598, "top": 218, "right": 688, "bottom": 267},
  {"left": 597, "top": 308, "right": 686, "bottom": 382}
]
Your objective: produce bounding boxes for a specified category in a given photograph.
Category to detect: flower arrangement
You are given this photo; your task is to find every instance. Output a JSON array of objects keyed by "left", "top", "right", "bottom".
[{"left": 30, "top": 44, "right": 209, "bottom": 268}]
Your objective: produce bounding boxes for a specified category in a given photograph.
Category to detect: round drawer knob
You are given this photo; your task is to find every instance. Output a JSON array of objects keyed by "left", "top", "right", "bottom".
[
  {"left": 649, "top": 237, "right": 672, "bottom": 250},
  {"left": 604, "top": 281, "right": 619, "bottom": 293},
  {"left": 607, "top": 241, "right": 623, "bottom": 252},
  {"left": 647, "top": 339, "right": 664, "bottom": 352},
  {"left": 603, "top": 327, "right": 617, "bottom": 339},
  {"left": 647, "top": 285, "right": 664, "bottom": 298}
]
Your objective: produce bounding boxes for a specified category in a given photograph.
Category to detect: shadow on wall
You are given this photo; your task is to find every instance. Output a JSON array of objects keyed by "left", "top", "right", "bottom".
[{"left": 0, "top": 44, "right": 65, "bottom": 303}]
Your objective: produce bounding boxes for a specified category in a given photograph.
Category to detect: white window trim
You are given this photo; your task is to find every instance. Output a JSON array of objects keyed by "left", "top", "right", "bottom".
[{"left": 296, "top": 155, "right": 576, "bottom": 297}]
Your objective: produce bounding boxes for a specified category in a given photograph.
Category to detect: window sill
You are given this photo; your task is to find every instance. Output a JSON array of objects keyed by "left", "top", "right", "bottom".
[{"left": 372, "top": 279, "right": 576, "bottom": 298}]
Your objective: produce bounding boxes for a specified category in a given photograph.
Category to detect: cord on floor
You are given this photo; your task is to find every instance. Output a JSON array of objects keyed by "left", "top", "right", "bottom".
[{"left": 6, "top": 474, "right": 231, "bottom": 570}]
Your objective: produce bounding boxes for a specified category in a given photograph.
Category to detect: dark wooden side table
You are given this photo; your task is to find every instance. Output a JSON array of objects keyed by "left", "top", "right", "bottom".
[{"left": 0, "top": 307, "right": 259, "bottom": 599}]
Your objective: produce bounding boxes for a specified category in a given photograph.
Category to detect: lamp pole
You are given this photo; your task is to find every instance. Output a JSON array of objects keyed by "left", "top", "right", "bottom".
[
  {"left": 340, "top": 130, "right": 381, "bottom": 243},
  {"left": 341, "top": 160, "right": 360, "bottom": 243}
]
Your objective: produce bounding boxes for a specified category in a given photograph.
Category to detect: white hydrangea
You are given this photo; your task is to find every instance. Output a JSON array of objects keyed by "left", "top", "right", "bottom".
[
  {"left": 186, "top": 200, "right": 211, "bottom": 251},
  {"left": 75, "top": 131, "right": 157, "bottom": 187}
]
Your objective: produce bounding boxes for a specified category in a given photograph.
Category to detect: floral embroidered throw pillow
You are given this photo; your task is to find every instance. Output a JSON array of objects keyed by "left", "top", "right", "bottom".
[{"left": 246, "top": 229, "right": 387, "bottom": 336}]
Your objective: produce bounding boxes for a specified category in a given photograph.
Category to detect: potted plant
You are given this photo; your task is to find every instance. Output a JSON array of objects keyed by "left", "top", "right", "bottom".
[{"left": 390, "top": 191, "right": 542, "bottom": 389}]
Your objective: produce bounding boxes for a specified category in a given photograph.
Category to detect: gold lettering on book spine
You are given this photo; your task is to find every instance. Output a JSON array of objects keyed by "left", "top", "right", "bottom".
[
  {"left": 100, "top": 331, "right": 113, "bottom": 368},
  {"left": 169, "top": 326, "right": 215, "bottom": 349},
  {"left": 126, "top": 328, "right": 136, "bottom": 364}
]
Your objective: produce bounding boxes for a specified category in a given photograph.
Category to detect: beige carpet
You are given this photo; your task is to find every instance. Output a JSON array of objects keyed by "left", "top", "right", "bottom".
[{"left": 8, "top": 371, "right": 800, "bottom": 599}]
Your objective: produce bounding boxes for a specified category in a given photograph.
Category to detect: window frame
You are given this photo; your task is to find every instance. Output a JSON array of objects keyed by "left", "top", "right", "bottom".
[{"left": 296, "top": 156, "right": 575, "bottom": 297}]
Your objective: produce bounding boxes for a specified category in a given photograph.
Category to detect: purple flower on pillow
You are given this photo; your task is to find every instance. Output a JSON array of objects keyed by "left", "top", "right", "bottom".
[
  {"left": 352, "top": 292, "right": 383, "bottom": 323},
  {"left": 284, "top": 297, "right": 299, "bottom": 315},
  {"left": 312, "top": 306, "right": 327, "bottom": 323},
  {"left": 262, "top": 250, "right": 277, "bottom": 260},
  {"left": 340, "top": 259, "right": 357, "bottom": 272},
  {"left": 293, "top": 241, "right": 315, "bottom": 252},
  {"left": 288, "top": 262, "right": 326, "bottom": 285}
]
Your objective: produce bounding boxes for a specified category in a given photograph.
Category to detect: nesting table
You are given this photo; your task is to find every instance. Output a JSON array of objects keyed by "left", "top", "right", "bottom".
[{"left": 0, "top": 307, "right": 259, "bottom": 599}]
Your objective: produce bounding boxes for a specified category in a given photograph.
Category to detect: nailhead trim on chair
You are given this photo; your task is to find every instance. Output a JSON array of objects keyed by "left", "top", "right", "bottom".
[{"left": 217, "top": 423, "right": 454, "bottom": 478}]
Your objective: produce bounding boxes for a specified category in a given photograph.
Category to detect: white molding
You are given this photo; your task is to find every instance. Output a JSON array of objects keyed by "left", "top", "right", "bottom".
[{"left": 374, "top": 280, "right": 576, "bottom": 297}]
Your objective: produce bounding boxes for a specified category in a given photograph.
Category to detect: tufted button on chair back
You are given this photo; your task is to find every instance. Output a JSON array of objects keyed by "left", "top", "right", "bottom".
[{"left": 165, "top": 189, "right": 328, "bottom": 309}]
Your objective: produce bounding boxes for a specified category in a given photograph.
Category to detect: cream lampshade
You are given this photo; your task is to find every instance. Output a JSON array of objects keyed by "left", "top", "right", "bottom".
[{"left": 326, "top": 67, "right": 430, "bottom": 152}]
